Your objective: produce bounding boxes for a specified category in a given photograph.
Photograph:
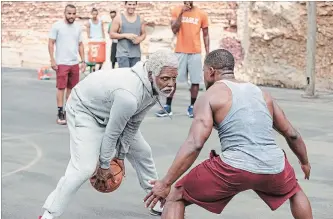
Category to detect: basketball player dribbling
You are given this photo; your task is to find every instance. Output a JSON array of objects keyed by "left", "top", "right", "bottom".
[{"left": 38, "top": 50, "right": 179, "bottom": 219}]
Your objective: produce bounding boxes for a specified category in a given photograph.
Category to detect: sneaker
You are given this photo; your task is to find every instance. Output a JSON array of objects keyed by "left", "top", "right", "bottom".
[
  {"left": 155, "top": 105, "right": 173, "bottom": 117},
  {"left": 56, "top": 111, "right": 67, "bottom": 125},
  {"left": 149, "top": 201, "right": 163, "bottom": 216},
  {"left": 187, "top": 105, "right": 194, "bottom": 118}
]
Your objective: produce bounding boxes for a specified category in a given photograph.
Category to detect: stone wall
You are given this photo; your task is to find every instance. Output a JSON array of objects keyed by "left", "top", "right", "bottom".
[
  {"left": 236, "top": 2, "right": 333, "bottom": 90},
  {"left": 1, "top": 1, "right": 333, "bottom": 90}
]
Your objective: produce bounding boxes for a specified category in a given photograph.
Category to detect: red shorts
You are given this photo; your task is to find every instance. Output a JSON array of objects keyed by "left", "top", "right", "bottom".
[
  {"left": 56, "top": 64, "right": 80, "bottom": 89},
  {"left": 175, "top": 150, "right": 301, "bottom": 214}
]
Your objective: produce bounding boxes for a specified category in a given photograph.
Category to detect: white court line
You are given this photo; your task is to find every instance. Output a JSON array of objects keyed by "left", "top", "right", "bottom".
[
  {"left": 1, "top": 115, "right": 167, "bottom": 178},
  {"left": 1, "top": 129, "right": 68, "bottom": 141},
  {"left": 2, "top": 137, "right": 43, "bottom": 178},
  {"left": 2, "top": 116, "right": 165, "bottom": 142}
]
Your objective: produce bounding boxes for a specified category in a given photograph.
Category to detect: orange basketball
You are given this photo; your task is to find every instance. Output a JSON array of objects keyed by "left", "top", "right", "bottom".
[{"left": 89, "top": 159, "right": 124, "bottom": 193}]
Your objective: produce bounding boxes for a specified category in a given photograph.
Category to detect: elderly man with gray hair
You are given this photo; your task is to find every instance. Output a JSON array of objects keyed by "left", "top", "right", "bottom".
[{"left": 38, "top": 50, "right": 178, "bottom": 219}]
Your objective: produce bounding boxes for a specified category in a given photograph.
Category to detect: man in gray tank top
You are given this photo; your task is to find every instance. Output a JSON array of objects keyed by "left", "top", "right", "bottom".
[
  {"left": 110, "top": 1, "right": 145, "bottom": 68},
  {"left": 145, "top": 49, "right": 313, "bottom": 219}
]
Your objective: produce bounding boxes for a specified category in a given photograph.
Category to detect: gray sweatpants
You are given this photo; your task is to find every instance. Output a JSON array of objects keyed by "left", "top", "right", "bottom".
[{"left": 42, "top": 94, "right": 158, "bottom": 217}]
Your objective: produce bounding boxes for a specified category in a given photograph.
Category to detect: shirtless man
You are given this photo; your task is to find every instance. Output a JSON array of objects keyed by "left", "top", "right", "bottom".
[{"left": 144, "top": 49, "right": 313, "bottom": 219}]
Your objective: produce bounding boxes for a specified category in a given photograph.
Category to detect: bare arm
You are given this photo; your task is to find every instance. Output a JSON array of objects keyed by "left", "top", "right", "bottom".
[
  {"left": 101, "top": 21, "right": 105, "bottom": 39},
  {"left": 201, "top": 13, "right": 210, "bottom": 54},
  {"left": 271, "top": 97, "right": 309, "bottom": 165},
  {"left": 161, "top": 95, "right": 214, "bottom": 186},
  {"left": 86, "top": 21, "right": 90, "bottom": 39},
  {"left": 171, "top": 5, "right": 190, "bottom": 34},
  {"left": 110, "top": 15, "right": 131, "bottom": 40},
  {"left": 79, "top": 42, "right": 85, "bottom": 62},
  {"left": 48, "top": 39, "right": 56, "bottom": 62},
  {"left": 171, "top": 13, "right": 183, "bottom": 34},
  {"left": 202, "top": 27, "right": 210, "bottom": 54},
  {"left": 48, "top": 23, "right": 58, "bottom": 70}
]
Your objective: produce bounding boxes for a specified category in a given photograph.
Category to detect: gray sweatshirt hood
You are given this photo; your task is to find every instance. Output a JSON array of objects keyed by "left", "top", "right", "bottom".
[
  {"left": 131, "top": 61, "right": 172, "bottom": 119},
  {"left": 131, "top": 61, "right": 156, "bottom": 97}
]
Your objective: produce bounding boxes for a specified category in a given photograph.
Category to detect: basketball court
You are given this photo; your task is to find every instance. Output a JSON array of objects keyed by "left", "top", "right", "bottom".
[{"left": 2, "top": 67, "right": 333, "bottom": 219}]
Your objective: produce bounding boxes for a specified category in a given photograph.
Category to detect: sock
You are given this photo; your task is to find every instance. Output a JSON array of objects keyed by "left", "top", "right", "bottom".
[
  {"left": 166, "top": 97, "right": 173, "bottom": 106},
  {"left": 41, "top": 210, "right": 54, "bottom": 219},
  {"left": 58, "top": 106, "right": 63, "bottom": 112},
  {"left": 191, "top": 98, "right": 196, "bottom": 106}
]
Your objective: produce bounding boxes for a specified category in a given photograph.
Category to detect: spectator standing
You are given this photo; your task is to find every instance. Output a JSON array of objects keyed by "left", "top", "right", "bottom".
[
  {"left": 110, "top": 1, "right": 146, "bottom": 68},
  {"left": 108, "top": 10, "right": 118, "bottom": 69},
  {"left": 48, "top": 4, "right": 86, "bottom": 125},
  {"left": 155, "top": 1, "right": 210, "bottom": 118},
  {"left": 86, "top": 8, "right": 105, "bottom": 72}
]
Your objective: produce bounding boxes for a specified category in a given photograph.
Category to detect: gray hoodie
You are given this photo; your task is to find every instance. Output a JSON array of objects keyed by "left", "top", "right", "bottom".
[{"left": 72, "top": 61, "right": 158, "bottom": 169}]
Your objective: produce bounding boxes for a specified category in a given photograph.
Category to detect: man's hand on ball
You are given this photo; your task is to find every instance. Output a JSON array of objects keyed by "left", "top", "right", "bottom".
[{"left": 93, "top": 167, "right": 116, "bottom": 191}]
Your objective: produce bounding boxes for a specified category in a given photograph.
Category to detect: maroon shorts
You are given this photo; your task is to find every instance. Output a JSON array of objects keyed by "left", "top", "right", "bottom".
[
  {"left": 175, "top": 150, "right": 301, "bottom": 214},
  {"left": 56, "top": 64, "right": 80, "bottom": 89}
]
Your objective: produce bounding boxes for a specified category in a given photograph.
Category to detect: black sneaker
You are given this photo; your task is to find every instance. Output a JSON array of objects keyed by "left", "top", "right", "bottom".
[{"left": 57, "top": 111, "right": 67, "bottom": 125}]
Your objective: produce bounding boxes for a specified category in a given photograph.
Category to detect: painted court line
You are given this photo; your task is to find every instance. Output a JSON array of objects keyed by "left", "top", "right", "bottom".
[
  {"left": 1, "top": 115, "right": 177, "bottom": 178},
  {"left": 1, "top": 129, "right": 68, "bottom": 141},
  {"left": 2, "top": 137, "right": 43, "bottom": 178}
]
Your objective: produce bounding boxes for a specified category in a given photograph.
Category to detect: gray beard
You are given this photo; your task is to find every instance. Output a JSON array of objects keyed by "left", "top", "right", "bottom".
[{"left": 152, "top": 76, "right": 173, "bottom": 98}]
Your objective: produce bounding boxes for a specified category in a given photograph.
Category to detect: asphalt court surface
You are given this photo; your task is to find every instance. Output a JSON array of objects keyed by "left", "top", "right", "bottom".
[{"left": 2, "top": 67, "right": 333, "bottom": 219}]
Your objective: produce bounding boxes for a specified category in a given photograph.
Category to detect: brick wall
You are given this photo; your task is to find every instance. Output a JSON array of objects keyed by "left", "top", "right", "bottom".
[{"left": 1, "top": 1, "right": 237, "bottom": 67}]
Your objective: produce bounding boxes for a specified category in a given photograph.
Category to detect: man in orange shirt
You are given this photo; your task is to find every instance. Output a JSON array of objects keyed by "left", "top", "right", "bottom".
[{"left": 156, "top": 1, "right": 209, "bottom": 118}]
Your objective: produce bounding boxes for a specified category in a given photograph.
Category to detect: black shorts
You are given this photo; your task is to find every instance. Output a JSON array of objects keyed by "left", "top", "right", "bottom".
[{"left": 111, "top": 42, "right": 117, "bottom": 63}]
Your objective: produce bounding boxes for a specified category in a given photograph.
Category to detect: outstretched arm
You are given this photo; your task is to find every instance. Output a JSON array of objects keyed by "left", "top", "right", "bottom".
[
  {"left": 271, "top": 97, "right": 309, "bottom": 165},
  {"left": 161, "top": 95, "right": 214, "bottom": 187}
]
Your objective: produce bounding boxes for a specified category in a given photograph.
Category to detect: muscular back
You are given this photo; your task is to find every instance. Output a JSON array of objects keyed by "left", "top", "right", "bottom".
[
  {"left": 204, "top": 79, "right": 285, "bottom": 174},
  {"left": 208, "top": 80, "right": 274, "bottom": 124}
]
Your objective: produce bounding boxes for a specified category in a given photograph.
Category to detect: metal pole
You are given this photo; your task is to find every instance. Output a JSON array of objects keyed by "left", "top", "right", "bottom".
[{"left": 304, "top": 1, "right": 317, "bottom": 97}]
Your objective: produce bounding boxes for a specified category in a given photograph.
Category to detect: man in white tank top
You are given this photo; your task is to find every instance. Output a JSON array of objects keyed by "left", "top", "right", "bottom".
[
  {"left": 86, "top": 8, "right": 105, "bottom": 72},
  {"left": 145, "top": 49, "right": 313, "bottom": 219}
]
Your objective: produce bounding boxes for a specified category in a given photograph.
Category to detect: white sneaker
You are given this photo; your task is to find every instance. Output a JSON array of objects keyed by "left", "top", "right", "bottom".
[{"left": 149, "top": 201, "right": 163, "bottom": 216}]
